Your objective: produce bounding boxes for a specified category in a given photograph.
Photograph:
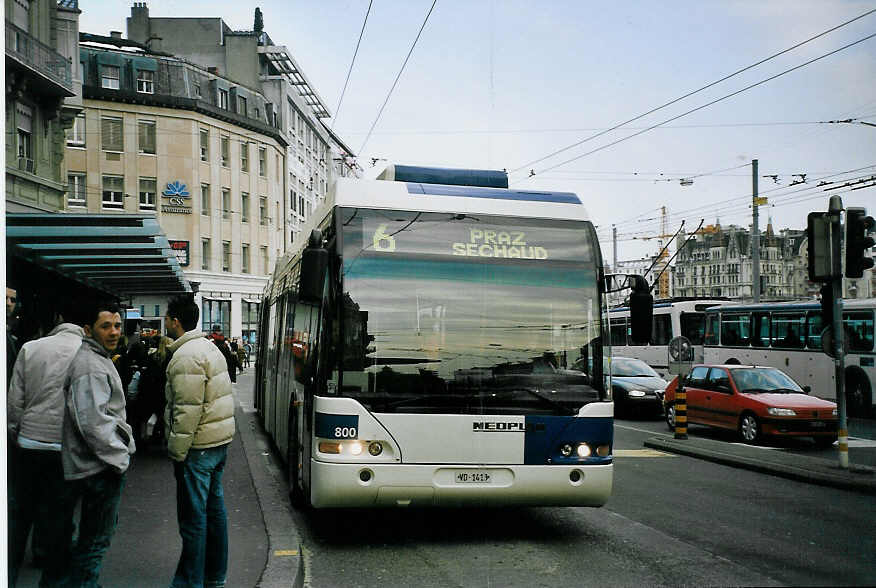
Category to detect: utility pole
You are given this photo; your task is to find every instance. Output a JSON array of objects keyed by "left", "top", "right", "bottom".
[
  {"left": 612, "top": 224, "right": 617, "bottom": 273},
  {"left": 751, "top": 159, "right": 760, "bottom": 302}
]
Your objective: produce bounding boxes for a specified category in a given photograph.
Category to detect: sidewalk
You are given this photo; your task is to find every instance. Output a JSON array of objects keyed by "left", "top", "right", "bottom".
[{"left": 15, "top": 370, "right": 301, "bottom": 588}]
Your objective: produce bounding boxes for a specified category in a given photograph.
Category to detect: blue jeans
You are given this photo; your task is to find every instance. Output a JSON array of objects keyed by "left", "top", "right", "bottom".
[
  {"left": 68, "top": 468, "right": 126, "bottom": 588},
  {"left": 172, "top": 445, "right": 229, "bottom": 588}
]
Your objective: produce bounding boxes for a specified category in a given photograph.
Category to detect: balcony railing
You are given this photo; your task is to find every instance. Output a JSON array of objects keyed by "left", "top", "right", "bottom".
[{"left": 6, "top": 21, "right": 73, "bottom": 92}]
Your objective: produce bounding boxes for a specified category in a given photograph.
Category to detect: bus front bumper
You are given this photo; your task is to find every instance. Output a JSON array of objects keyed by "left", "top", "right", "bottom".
[{"left": 308, "top": 460, "right": 613, "bottom": 508}]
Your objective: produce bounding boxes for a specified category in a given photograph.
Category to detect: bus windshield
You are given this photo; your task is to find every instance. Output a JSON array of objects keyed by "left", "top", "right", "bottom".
[{"left": 335, "top": 207, "right": 603, "bottom": 415}]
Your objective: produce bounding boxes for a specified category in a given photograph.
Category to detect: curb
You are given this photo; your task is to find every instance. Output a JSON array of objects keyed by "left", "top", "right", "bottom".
[
  {"left": 644, "top": 436, "right": 876, "bottom": 495},
  {"left": 236, "top": 403, "right": 303, "bottom": 587}
]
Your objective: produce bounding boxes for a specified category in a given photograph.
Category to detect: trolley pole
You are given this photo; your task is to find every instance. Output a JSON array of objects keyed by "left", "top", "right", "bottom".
[{"left": 751, "top": 159, "right": 760, "bottom": 303}]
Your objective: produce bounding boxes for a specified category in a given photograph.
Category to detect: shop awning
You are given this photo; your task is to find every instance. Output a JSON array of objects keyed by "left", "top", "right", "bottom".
[{"left": 6, "top": 213, "right": 191, "bottom": 297}]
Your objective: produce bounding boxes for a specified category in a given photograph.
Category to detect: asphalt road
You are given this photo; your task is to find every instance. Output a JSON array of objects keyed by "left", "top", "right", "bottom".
[{"left": 292, "top": 417, "right": 876, "bottom": 587}]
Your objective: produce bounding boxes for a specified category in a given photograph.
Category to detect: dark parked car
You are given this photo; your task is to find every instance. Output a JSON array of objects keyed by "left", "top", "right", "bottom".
[
  {"left": 664, "top": 364, "right": 838, "bottom": 446},
  {"left": 577, "top": 357, "right": 668, "bottom": 417}
]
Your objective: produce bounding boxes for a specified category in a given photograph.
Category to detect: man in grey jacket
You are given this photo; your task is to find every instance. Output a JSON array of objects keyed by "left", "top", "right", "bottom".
[
  {"left": 7, "top": 303, "right": 84, "bottom": 586},
  {"left": 164, "top": 294, "right": 235, "bottom": 588},
  {"left": 62, "top": 300, "right": 136, "bottom": 587}
]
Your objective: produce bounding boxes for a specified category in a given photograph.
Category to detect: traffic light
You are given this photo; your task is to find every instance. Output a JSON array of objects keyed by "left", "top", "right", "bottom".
[
  {"left": 845, "top": 207, "right": 875, "bottom": 278},
  {"left": 807, "top": 211, "right": 839, "bottom": 282},
  {"left": 628, "top": 275, "right": 653, "bottom": 344}
]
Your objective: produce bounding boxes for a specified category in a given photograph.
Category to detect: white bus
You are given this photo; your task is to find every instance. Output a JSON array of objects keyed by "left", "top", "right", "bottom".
[
  {"left": 254, "top": 167, "right": 641, "bottom": 508},
  {"left": 702, "top": 299, "right": 875, "bottom": 417},
  {"left": 608, "top": 299, "right": 727, "bottom": 378}
]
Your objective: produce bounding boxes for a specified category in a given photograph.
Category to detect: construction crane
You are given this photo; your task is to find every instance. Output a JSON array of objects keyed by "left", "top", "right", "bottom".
[{"left": 632, "top": 206, "right": 673, "bottom": 299}]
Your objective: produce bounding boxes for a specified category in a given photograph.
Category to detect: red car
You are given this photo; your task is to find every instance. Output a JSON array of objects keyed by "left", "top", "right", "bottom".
[{"left": 663, "top": 364, "right": 838, "bottom": 446}]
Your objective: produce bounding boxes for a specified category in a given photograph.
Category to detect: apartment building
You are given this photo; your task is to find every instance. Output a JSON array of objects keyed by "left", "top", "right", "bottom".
[
  {"left": 6, "top": 0, "right": 81, "bottom": 211},
  {"left": 66, "top": 35, "right": 288, "bottom": 340}
]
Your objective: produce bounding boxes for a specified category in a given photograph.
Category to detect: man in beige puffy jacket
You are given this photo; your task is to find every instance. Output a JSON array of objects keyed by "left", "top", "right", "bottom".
[{"left": 164, "top": 295, "right": 235, "bottom": 588}]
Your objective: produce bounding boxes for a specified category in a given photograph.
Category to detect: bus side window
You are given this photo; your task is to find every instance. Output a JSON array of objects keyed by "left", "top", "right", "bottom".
[
  {"left": 652, "top": 314, "right": 672, "bottom": 346},
  {"left": 704, "top": 313, "right": 719, "bottom": 345},
  {"left": 721, "top": 313, "right": 749, "bottom": 346},
  {"left": 751, "top": 312, "right": 770, "bottom": 348},
  {"left": 772, "top": 313, "right": 804, "bottom": 349},
  {"left": 806, "top": 312, "right": 823, "bottom": 349},
  {"left": 610, "top": 318, "right": 627, "bottom": 346},
  {"left": 844, "top": 311, "right": 875, "bottom": 352}
]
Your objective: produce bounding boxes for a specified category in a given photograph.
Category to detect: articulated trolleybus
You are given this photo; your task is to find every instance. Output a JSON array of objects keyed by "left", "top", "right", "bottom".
[{"left": 255, "top": 166, "right": 644, "bottom": 508}]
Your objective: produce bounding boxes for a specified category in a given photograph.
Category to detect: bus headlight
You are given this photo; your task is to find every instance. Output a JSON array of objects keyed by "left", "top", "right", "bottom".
[
  {"left": 560, "top": 444, "right": 573, "bottom": 457},
  {"left": 576, "top": 443, "right": 592, "bottom": 458},
  {"left": 368, "top": 441, "right": 383, "bottom": 456},
  {"left": 349, "top": 441, "right": 364, "bottom": 456}
]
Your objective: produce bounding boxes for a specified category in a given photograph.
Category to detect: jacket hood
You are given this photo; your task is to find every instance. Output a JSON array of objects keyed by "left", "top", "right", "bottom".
[
  {"left": 48, "top": 323, "right": 85, "bottom": 338},
  {"left": 81, "top": 334, "right": 114, "bottom": 358}
]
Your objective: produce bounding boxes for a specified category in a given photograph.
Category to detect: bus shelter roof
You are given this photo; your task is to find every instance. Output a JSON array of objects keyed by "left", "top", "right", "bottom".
[{"left": 6, "top": 213, "right": 191, "bottom": 297}]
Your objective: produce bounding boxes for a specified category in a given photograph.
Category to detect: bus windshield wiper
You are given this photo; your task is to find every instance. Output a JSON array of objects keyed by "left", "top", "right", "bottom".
[{"left": 494, "top": 387, "right": 575, "bottom": 414}]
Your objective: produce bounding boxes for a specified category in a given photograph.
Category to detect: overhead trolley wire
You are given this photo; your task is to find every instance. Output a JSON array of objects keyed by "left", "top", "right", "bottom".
[
  {"left": 509, "top": 8, "right": 876, "bottom": 176},
  {"left": 331, "top": 0, "right": 373, "bottom": 130},
  {"left": 530, "top": 32, "right": 876, "bottom": 177},
  {"left": 358, "top": 0, "right": 438, "bottom": 156}
]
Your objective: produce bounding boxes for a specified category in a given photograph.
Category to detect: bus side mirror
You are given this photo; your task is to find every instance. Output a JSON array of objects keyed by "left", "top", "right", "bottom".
[
  {"left": 300, "top": 229, "right": 328, "bottom": 303},
  {"left": 629, "top": 275, "right": 653, "bottom": 344}
]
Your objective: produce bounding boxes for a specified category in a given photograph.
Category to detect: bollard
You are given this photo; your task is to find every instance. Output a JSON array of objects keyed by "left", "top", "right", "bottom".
[{"left": 674, "top": 384, "right": 688, "bottom": 440}]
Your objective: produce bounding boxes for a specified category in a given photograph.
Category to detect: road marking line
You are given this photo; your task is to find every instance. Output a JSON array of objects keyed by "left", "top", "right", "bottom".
[
  {"left": 614, "top": 449, "right": 676, "bottom": 457},
  {"left": 274, "top": 550, "right": 299, "bottom": 556}
]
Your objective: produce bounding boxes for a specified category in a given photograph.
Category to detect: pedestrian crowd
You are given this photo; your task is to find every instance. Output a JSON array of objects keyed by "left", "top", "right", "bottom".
[{"left": 6, "top": 292, "right": 240, "bottom": 587}]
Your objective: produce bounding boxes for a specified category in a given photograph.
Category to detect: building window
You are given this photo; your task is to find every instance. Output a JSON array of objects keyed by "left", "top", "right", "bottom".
[
  {"left": 138, "top": 120, "right": 156, "bottom": 154},
  {"left": 290, "top": 189, "right": 297, "bottom": 212},
  {"left": 101, "top": 117, "right": 123, "bottom": 152},
  {"left": 222, "top": 188, "right": 231, "bottom": 219},
  {"left": 201, "top": 238, "right": 210, "bottom": 270},
  {"left": 102, "top": 175, "right": 124, "bottom": 209},
  {"left": 136, "top": 70, "right": 154, "bottom": 94},
  {"left": 201, "top": 299, "right": 230, "bottom": 335},
  {"left": 139, "top": 177, "right": 156, "bottom": 210},
  {"left": 66, "top": 112, "right": 85, "bottom": 147},
  {"left": 67, "top": 173, "right": 87, "bottom": 208},
  {"left": 259, "top": 197, "right": 267, "bottom": 225},
  {"left": 218, "top": 88, "right": 229, "bottom": 110},
  {"left": 241, "top": 192, "right": 250, "bottom": 223},
  {"left": 237, "top": 95, "right": 247, "bottom": 115},
  {"left": 241, "top": 244, "right": 250, "bottom": 274},
  {"left": 240, "top": 141, "right": 249, "bottom": 172},
  {"left": 101, "top": 65, "right": 120, "bottom": 89},
  {"left": 222, "top": 241, "right": 231, "bottom": 272},
  {"left": 220, "top": 136, "right": 229, "bottom": 167},
  {"left": 201, "top": 184, "right": 210, "bottom": 216},
  {"left": 276, "top": 202, "right": 281, "bottom": 229},
  {"left": 261, "top": 246, "right": 269, "bottom": 274},
  {"left": 299, "top": 195, "right": 305, "bottom": 220},
  {"left": 17, "top": 129, "right": 32, "bottom": 162},
  {"left": 200, "top": 129, "right": 209, "bottom": 161},
  {"left": 258, "top": 147, "right": 266, "bottom": 177}
]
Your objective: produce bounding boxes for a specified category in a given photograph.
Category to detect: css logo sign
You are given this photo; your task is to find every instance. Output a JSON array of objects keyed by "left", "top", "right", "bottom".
[{"left": 163, "top": 181, "right": 190, "bottom": 205}]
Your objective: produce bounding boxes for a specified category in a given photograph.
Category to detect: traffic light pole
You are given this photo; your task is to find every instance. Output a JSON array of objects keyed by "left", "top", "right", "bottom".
[
  {"left": 828, "top": 196, "right": 849, "bottom": 470},
  {"left": 831, "top": 276, "right": 849, "bottom": 469}
]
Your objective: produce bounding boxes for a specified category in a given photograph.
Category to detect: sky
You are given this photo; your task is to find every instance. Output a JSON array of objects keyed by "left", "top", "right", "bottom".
[{"left": 80, "top": 0, "right": 876, "bottom": 262}]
